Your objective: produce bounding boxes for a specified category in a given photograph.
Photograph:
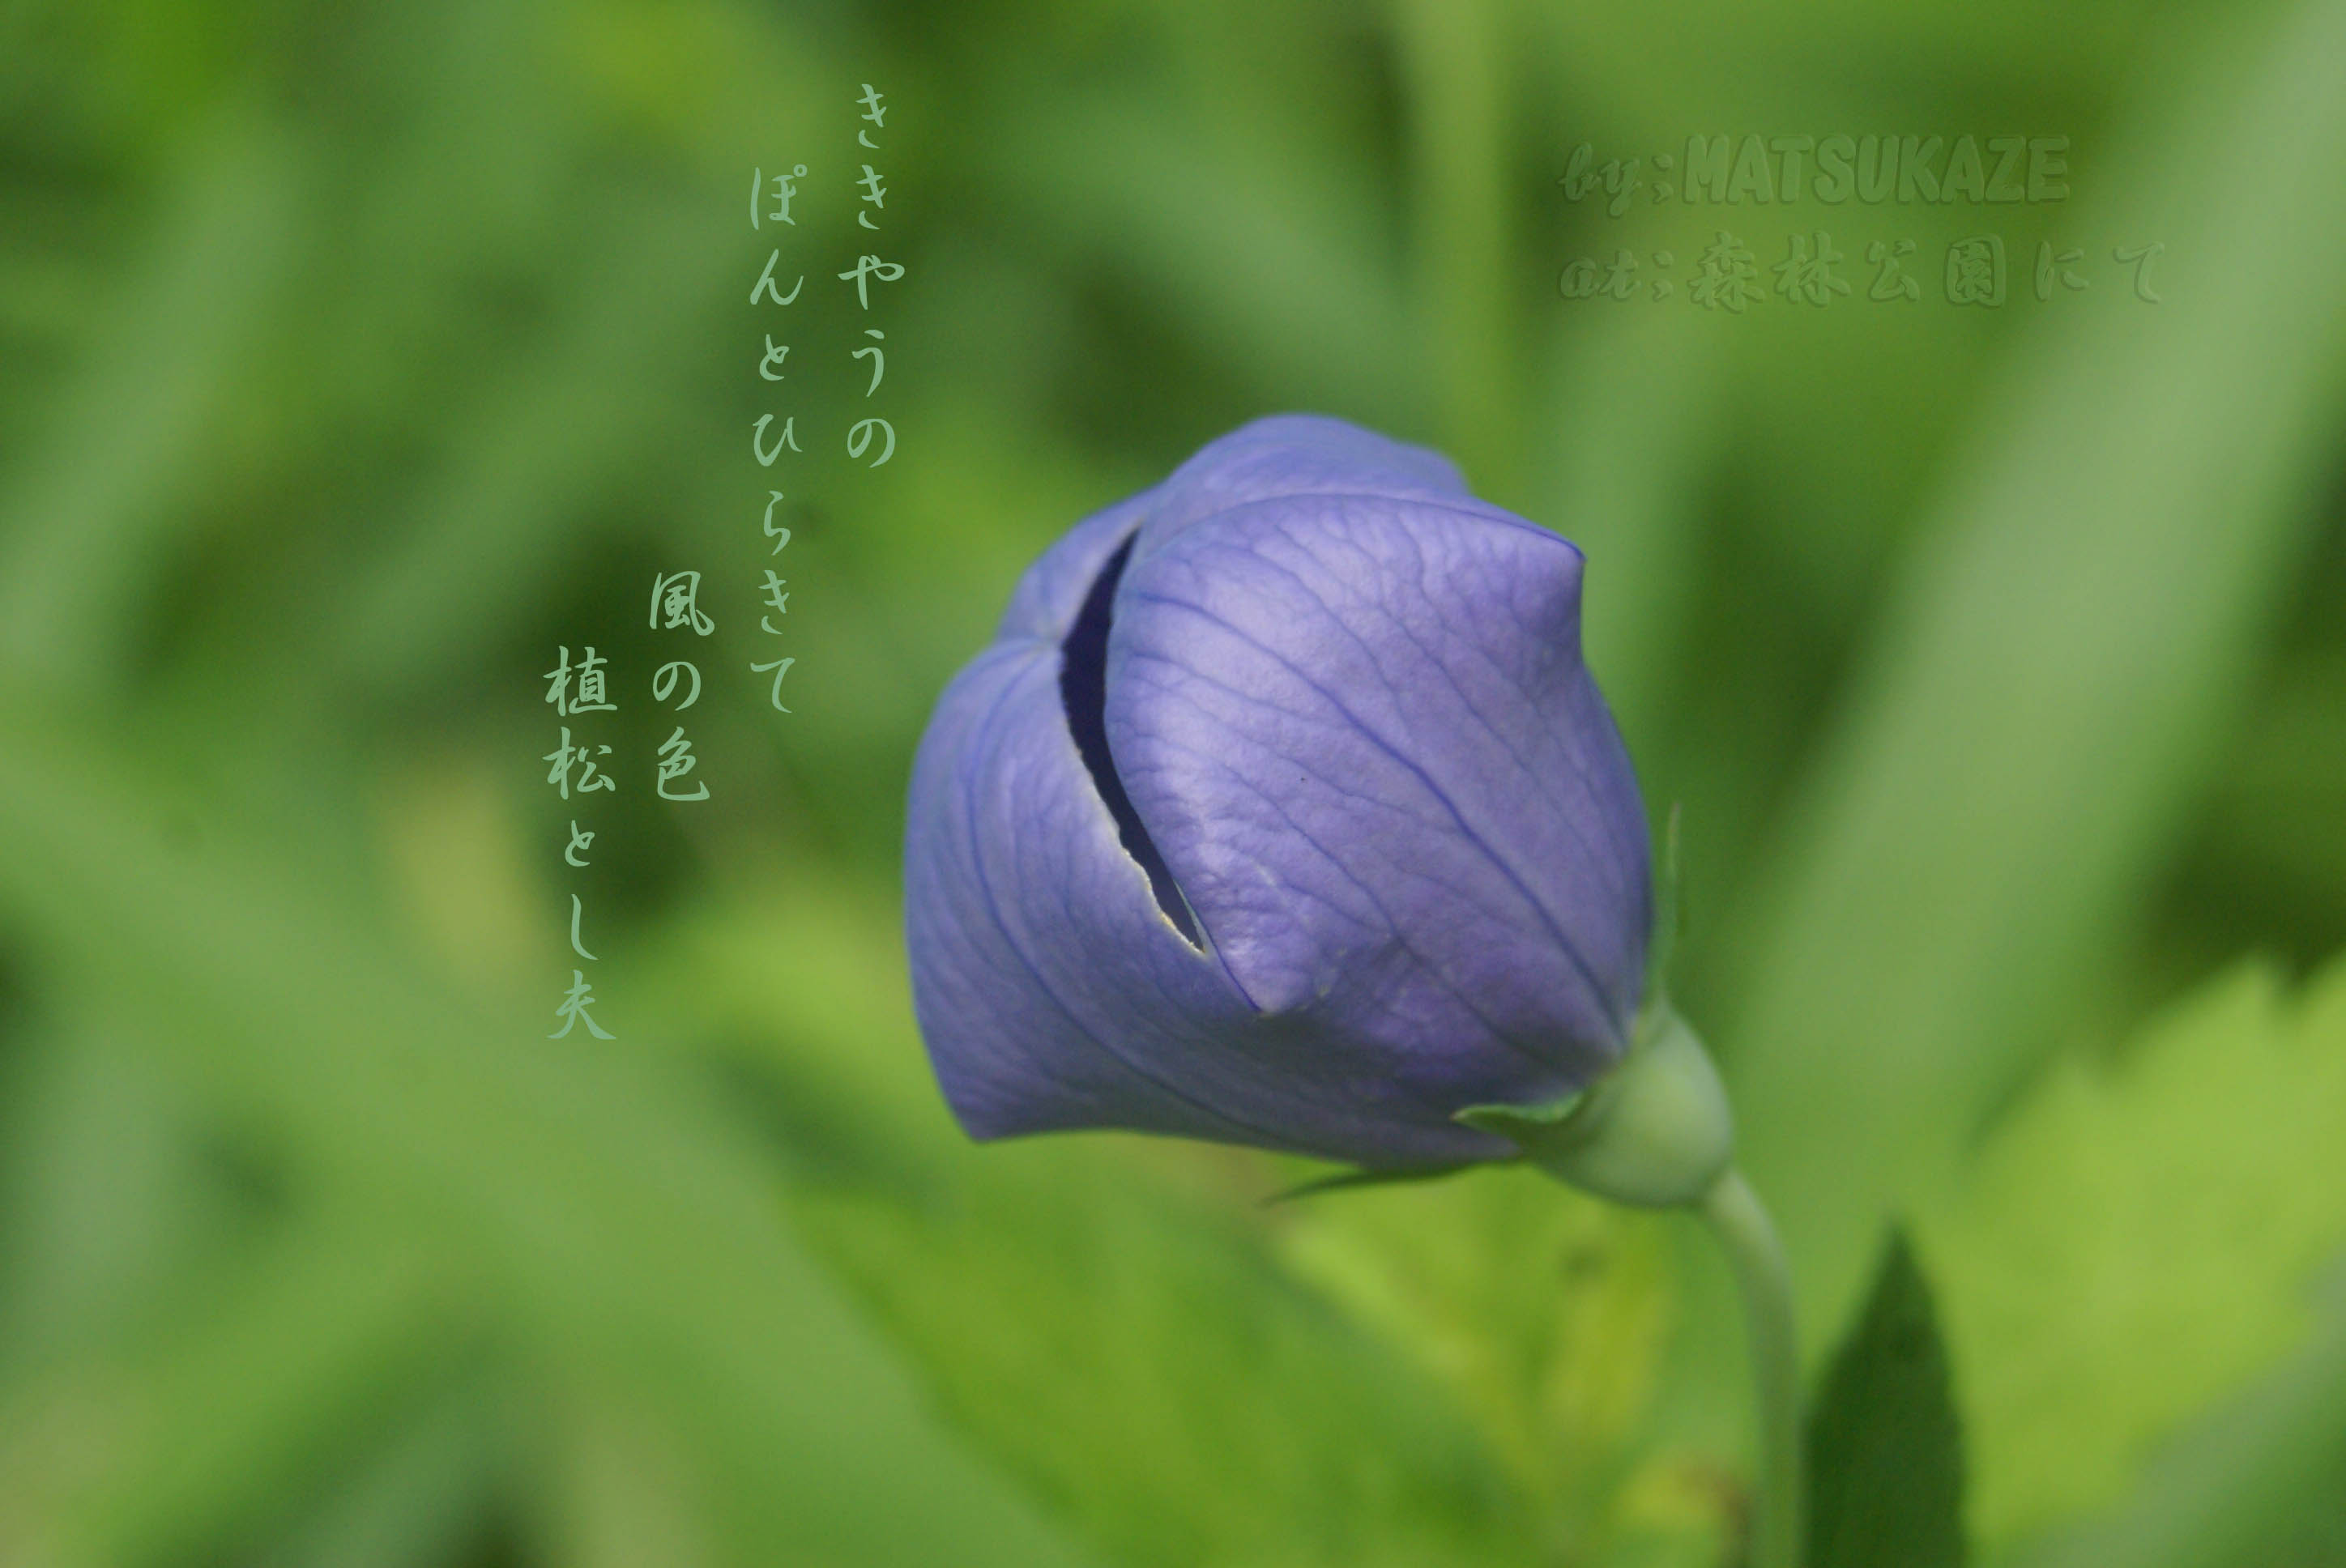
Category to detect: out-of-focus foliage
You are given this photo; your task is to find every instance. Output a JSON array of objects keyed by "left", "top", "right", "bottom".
[
  {"left": 2, "top": 0, "right": 2344, "bottom": 1565},
  {"left": 1806, "top": 1231, "right": 1964, "bottom": 1568},
  {"left": 1927, "top": 957, "right": 2346, "bottom": 1547}
]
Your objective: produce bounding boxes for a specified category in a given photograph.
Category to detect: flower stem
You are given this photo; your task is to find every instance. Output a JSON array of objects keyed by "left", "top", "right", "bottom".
[
  {"left": 1700, "top": 1166, "right": 1804, "bottom": 1568},
  {"left": 1464, "top": 1015, "right": 1801, "bottom": 1562}
]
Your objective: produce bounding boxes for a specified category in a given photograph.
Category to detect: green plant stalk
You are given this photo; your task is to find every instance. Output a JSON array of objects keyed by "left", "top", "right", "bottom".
[
  {"left": 1459, "top": 1005, "right": 1804, "bottom": 1567},
  {"left": 1702, "top": 1167, "right": 1804, "bottom": 1568}
]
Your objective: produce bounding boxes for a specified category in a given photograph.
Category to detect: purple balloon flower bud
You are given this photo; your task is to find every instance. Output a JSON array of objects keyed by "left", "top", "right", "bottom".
[{"left": 904, "top": 415, "right": 1652, "bottom": 1169}]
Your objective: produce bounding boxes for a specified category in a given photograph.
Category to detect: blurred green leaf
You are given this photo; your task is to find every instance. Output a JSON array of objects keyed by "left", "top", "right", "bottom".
[
  {"left": 332, "top": 182, "right": 750, "bottom": 692},
  {"left": 1391, "top": 0, "right": 1517, "bottom": 492},
  {"left": 1725, "top": 0, "right": 2346, "bottom": 1348},
  {"left": 649, "top": 893, "right": 1546, "bottom": 1568},
  {"left": 0, "top": 688, "right": 1093, "bottom": 1568},
  {"left": 1272, "top": 1170, "right": 1722, "bottom": 1567},
  {"left": 1523, "top": 305, "right": 1730, "bottom": 759},
  {"left": 993, "top": 87, "right": 1417, "bottom": 442},
  {"left": 253, "top": 1377, "right": 505, "bottom": 1568},
  {"left": 2005, "top": 1267, "right": 2346, "bottom": 1568},
  {"left": 1806, "top": 1227, "right": 1966, "bottom": 1568},
  {"left": 1923, "top": 953, "right": 2346, "bottom": 1549},
  {"left": 650, "top": 886, "right": 1726, "bottom": 1567},
  {"left": 0, "top": 1210, "right": 473, "bottom": 1567},
  {"left": 0, "top": 1019, "right": 249, "bottom": 1375},
  {"left": 0, "top": 107, "right": 300, "bottom": 691}
]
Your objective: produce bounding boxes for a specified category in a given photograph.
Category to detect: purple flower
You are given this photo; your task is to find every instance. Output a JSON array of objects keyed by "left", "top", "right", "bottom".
[{"left": 903, "top": 415, "right": 1651, "bottom": 1169}]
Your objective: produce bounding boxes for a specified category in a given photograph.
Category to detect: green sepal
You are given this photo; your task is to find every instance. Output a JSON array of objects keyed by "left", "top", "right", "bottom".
[
  {"left": 1452, "top": 1091, "right": 1585, "bottom": 1140},
  {"left": 1454, "top": 1002, "right": 1733, "bottom": 1209},
  {"left": 1260, "top": 1162, "right": 1482, "bottom": 1206}
]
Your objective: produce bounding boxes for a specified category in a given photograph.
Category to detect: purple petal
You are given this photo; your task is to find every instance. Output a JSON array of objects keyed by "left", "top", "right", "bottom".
[
  {"left": 1108, "top": 488, "right": 1646, "bottom": 1086},
  {"left": 903, "top": 415, "right": 1652, "bottom": 1168}
]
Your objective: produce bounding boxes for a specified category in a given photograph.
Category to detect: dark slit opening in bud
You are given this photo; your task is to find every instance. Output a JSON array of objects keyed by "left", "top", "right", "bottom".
[{"left": 1060, "top": 535, "right": 1205, "bottom": 951}]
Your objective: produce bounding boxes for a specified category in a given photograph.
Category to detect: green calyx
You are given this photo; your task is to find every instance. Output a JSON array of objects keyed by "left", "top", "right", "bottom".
[{"left": 1456, "top": 1002, "right": 1734, "bottom": 1209}]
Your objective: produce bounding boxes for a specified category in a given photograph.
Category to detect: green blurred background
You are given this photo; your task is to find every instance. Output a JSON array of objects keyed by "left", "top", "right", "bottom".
[{"left": 4, "top": 0, "right": 2346, "bottom": 1563}]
